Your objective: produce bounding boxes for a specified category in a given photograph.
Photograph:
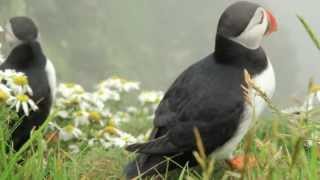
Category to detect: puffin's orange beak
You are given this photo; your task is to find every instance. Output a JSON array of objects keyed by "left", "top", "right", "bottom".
[{"left": 265, "top": 10, "right": 278, "bottom": 35}]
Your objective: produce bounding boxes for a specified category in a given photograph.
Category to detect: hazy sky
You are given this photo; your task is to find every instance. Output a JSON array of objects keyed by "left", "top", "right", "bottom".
[{"left": 1, "top": 0, "right": 320, "bottom": 108}]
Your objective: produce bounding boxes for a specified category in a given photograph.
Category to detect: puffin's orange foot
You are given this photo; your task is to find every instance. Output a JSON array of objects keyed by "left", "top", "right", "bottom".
[{"left": 227, "top": 155, "right": 256, "bottom": 171}]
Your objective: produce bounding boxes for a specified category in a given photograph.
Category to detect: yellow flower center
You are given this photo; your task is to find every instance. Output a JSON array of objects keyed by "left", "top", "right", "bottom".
[
  {"left": 17, "top": 94, "right": 29, "bottom": 102},
  {"left": 309, "top": 84, "right": 320, "bottom": 94},
  {"left": 111, "top": 76, "right": 128, "bottom": 83},
  {"left": 0, "top": 90, "right": 9, "bottom": 103},
  {"left": 64, "top": 83, "right": 84, "bottom": 94},
  {"left": 122, "top": 136, "right": 130, "bottom": 142},
  {"left": 89, "top": 111, "right": 102, "bottom": 122},
  {"left": 75, "top": 90, "right": 84, "bottom": 94},
  {"left": 64, "top": 125, "right": 75, "bottom": 133},
  {"left": 108, "top": 118, "right": 116, "bottom": 127},
  {"left": 65, "top": 83, "right": 76, "bottom": 88},
  {"left": 96, "top": 131, "right": 104, "bottom": 139},
  {"left": 103, "top": 126, "right": 118, "bottom": 135},
  {"left": 13, "top": 75, "right": 28, "bottom": 86},
  {"left": 74, "top": 111, "right": 83, "bottom": 117},
  {"left": 64, "top": 99, "right": 79, "bottom": 107}
]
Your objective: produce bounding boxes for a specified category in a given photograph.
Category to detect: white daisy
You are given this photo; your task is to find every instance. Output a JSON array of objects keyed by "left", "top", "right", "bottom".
[
  {"left": 95, "top": 88, "right": 120, "bottom": 102},
  {"left": 73, "top": 110, "right": 90, "bottom": 126},
  {"left": 102, "top": 125, "right": 120, "bottom": 136},
  {"left": 282, "top": 93, "right": 318, "bottom": 115},
  {"left": 98, "top": 77, "right": 140, "bottom": 92},
  {"left": 136, "top": 129, "right": 152, "bottom": 142},
  {"left": 0, "top": 84, "right": 11, "bottom": 103},
  {"left": 0, "top": 69, "right": 18, "bottom": 79},
  {"left": 127, "top": 106, "right": 138, "bottom": 114},
  {"left": 82, "top": 92, "right": 104, "bottom": 110},
  {"left": 7, "top": 73, "right": 33, "bottom": 95},
  {"left": 88, "top": 135, "right": 112, "bottom": 149},
  {"left": 106, "top": 132, "right": 137, "bottom": 148},
  {"left": 112, "top": 112, "right": 130, "bottom": 124},
  {"left": 8, "top": 94, "right": 38, "bottom": 116},
  {"left": 98, "top": 77, "right": 123, "bottom": 90},
  {"left": 138, "top": 91, "right": 164, "bottom": 104},
  {"left": 99, "top": 138, "right": 112, "bottom": 149},
  {"left": 68, "top": 144, "right": 80, "bottom": 154},
  {"left": 88, "top": 111, "right": 105, "bottom": 126},
  {"left": 88, "top": 138, "right": 96, "bottom": 146},
  {"left": 58, "top": 83, "right": 84, "bottom": 98},
  {"left": 47, "top": 122, "right": 60, "bottom": 131},
  {"left": 59, "top": 125, "right": 82, "bottom": 141},
  {"left": 107, "top": 136, "right": 126, "bottom": 147},
  {"left": 123, "top": 81, "right": 140, "bottom": 92},
  {"left": 57, "top": 110, "right": 69, "bottom": 119},
  {"left": 101, "top": 108, "right": 112, "bottom": 117},
  {"left": 59, "top": 94, "right": 86, "bottom": 110}
]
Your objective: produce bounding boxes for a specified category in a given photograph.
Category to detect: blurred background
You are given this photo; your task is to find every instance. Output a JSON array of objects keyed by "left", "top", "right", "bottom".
[{"left": 0, "top": 0, "right": 319, "bottom": 107}]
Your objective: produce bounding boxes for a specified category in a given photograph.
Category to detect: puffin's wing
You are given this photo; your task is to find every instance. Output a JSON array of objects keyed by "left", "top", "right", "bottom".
[
  {"left": 127, "top": 55, "right": 244, "bottom": 154},
  {"left": 127, "top": 94, "right": 243, "bottom": 154}
]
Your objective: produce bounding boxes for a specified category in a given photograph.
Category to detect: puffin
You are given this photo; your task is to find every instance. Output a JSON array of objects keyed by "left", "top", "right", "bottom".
[
  {"left": 125, "top": 1, "right": 277, "bottom": 178},
  {"left": 0, "top": 16, "right": 56, "bottom": 150}
]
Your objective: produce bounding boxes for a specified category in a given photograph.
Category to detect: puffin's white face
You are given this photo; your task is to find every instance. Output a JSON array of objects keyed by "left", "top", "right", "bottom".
[{"left": 231, "top": 7, "right": 275, "bottom": 49}]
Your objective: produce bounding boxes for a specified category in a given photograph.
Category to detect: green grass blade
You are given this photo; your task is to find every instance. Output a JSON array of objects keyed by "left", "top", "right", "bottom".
[
  {"left": 178, "top": 165, "right": 187, "bottom": 180},
  {"left": 297, "top": 15, "right": 320, "bottom": 50},
  {"left": 0, "top": 111, "right": 57, "bottom": 179}
]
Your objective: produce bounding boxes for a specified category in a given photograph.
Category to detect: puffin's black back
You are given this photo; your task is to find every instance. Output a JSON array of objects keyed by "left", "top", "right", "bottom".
[
  {"left": 0, "top": 42, "right": 52, "bottom": 150},
  {"left": 125, "top": 35, "right": 268, "bottom": 178}
]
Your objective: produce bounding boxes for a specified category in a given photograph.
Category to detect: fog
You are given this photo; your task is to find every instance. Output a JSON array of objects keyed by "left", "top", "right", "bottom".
[{"left": 0, "top": 0, "right": 319, "bottom": 107}]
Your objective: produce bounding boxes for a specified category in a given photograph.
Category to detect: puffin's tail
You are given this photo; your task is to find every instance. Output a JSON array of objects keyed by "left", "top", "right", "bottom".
[{"left": 124, "top": 154, "right": 168, "bottom": 179}]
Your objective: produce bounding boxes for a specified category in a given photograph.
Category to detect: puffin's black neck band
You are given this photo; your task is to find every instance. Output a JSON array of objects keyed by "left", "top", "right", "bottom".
[
  {"left": 214, "top": 34, "right": 268, "bottom": 75},
  {"left": 6, "top": 41, "right": 46, "bottom": 68}
]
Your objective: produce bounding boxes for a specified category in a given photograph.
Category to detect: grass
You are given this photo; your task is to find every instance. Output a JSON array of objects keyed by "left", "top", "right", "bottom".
[
  {"left": 297, "top": 15, "right": 320, "bottom": 50},
  {"left": 0, "top": 72, "right": 320, "bottom": 180},
  {"left": 0, "top": 102, "right": 319, "bottom": 180}
]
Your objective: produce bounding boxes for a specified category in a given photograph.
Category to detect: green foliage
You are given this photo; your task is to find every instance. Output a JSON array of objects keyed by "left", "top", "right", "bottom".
[
  {"left": 0, "top": 91, "right": 319, "bottom": 179},
  {"left": 297, "top": 15, "right": 320, "bottom": 50}
]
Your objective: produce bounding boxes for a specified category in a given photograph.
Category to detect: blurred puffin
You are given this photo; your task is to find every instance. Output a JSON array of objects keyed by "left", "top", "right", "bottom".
[
  {"left": 0, "top": 16, "right": 56, "bottom": 150},
  {"left": 125, "top": 1, "right": 277, "bottom": 178}
]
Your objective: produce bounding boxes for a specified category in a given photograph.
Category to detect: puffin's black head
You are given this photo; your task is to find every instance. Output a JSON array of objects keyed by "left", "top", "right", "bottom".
[
  {"left": 4, "top": 16, "right": 38, "bottom": 46},
  {"left": 217, "top": 1, "right": 277, "bottom": 49}
]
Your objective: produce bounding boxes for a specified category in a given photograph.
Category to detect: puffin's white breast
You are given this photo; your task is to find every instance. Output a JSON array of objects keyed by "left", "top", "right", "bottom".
[
  {"left": 251, "top": 57, "right": 276, "bottom": 115},
  {"left": 45, "top": 59, "right": 57, "bottom": 101},
  {"left": 212, "top": 58, "right": 276, "bottom": 159}
]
